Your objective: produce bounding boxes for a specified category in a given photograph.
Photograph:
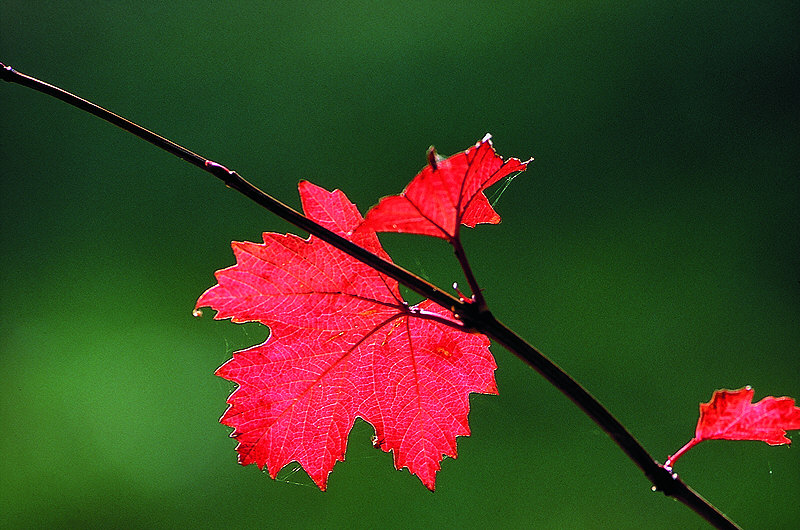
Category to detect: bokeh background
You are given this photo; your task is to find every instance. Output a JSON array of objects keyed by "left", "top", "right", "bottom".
[{"left": 1, "top": 2, "right": 797, "bottom": 528}]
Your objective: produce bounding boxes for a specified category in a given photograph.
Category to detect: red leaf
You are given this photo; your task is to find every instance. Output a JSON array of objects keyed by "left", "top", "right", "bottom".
[
  {"left": 361, "top": 134, "right": 531, "bottom": 240},
  {"left": 666, "top": 386, "right": 800, "bottom": 467},
  {"left": 197, "top": 181, "right": 497, "bottom": 490}
]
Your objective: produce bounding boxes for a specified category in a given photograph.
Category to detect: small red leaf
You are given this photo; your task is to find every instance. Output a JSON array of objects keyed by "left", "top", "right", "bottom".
[
  {"left": 666, "top": 386, "right": 800, "bottom": 467},
  {"left": 362, "top": 134, "right": 531, "bottom": 240},
  {"left": 197, "top": 181, "right": 497, "bottom": 490}
]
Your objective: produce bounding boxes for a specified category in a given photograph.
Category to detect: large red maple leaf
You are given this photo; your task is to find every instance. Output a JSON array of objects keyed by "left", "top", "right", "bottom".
[
  {"left": 362, "top": 134, "right": 531, "bottom": 240},
  {"left": 197, "top": 181, "right": 498, "bottom": 490},
  {"left": 666, "top": 386, "right": 800, "bottom": 467}
]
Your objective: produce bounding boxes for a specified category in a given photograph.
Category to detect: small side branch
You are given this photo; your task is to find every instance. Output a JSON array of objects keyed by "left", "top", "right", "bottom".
[{"left": 665, "top": 438, "right": 701, "bottom": 469}]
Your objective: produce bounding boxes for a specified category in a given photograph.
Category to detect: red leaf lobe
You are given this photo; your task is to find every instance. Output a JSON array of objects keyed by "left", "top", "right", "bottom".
[
  {"left": 197, "top": 181, "right": 497, "bottom": 490},
  {"left": 667, "top": 386, "right": 800, "bottom": 467},
  {"left": 695, "top": 386, "right": 800, "bottom": 445},
  {"left": 362, "top": 134, "right": 531, "bottom": 240}
]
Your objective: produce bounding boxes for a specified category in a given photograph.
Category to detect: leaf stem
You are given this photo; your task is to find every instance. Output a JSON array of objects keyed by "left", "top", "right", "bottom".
[
  {"left": 665, "top": 438, "right": 700, "bottom": 469},
  {"left": 2, "top": 62, "right": 740, "bottom": 530},
  {"left": 450, "top": 236, "right": 488, "bottom": 313}
]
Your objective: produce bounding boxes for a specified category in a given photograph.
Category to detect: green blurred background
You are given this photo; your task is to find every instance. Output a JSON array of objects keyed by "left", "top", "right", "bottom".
[{"left": 1, "top": 2, "right": 797, "bottom": 528}]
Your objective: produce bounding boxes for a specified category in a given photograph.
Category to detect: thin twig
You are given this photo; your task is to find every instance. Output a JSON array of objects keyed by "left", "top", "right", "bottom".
[
  {"left": 477, "top": 314, "right": 738, "bottom": 529},
  {"left": 0, "top": 62, "right": 461, "bottom": 316},
  {"left": 2, "top": 62, "right": 740, "bottom": 529}
]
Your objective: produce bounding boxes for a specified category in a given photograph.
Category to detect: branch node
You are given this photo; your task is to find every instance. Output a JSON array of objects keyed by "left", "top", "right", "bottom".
[{"left": 205, "top": 159, "right": 234, "bottom": 175}]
